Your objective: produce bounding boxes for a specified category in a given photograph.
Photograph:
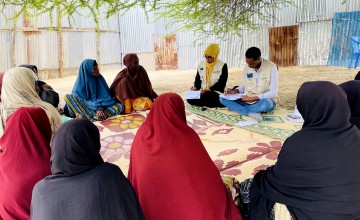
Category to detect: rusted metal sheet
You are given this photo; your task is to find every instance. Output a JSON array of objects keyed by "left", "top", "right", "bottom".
[
  {"left": 269, "top": 25, "right": 299, "bottom": 67},
  {"left": 154, "top": 34, "right": 178, "bottom": 70}
]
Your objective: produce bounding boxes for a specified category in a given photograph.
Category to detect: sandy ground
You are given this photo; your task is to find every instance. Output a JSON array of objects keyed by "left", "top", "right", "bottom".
[{"left": 46, "top": 66, "right": 359, "bottom": 110}]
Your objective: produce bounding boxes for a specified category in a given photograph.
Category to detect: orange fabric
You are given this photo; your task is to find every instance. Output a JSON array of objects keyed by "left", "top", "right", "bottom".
[
  {"left": 123, "top": 97, "right": 153, "bottom": 114},
  {"left": 132, "top": 97, "right": 153, "bottom": 111},
  {"left": 128, "top": 93, "right": 242, "bottom": 220},
  {"left": 124, "top": 98, "right": 133, "bottom": 114}
]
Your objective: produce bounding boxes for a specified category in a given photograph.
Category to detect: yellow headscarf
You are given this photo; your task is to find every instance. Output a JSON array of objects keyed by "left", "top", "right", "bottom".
[{"left": 204, "top": 44, "right": 220, "bottom": 90}]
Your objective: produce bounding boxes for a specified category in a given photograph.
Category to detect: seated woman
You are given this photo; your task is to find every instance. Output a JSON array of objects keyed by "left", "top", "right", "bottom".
[
  {"left": 31, "top": 119, "right": 145, "bottom": 220},
  {"left": 0, "top": 67, "right": 62, "bottom": 136},
  {"left": 339, "top": 80, "right": 360, "bottom": 129},
  {"left": 128, "top": 93, "right": 242, "bottom": 220},
  {"left": 187, "top": 43, "right": 228, "bottom": 108},
  {"left": 110, "top": 53, "right": 157, "bottom": 114},
  {"left": 0, "top": 107, "right": 52, "bottom": 220},
  {"left": 19, "top": 64, "right": 60, "bottom": 109},
  {"left": 64, "top": 59, "right": 124, "bottom": 121},
  {"left": 239, "top": 81, "right": 360, "bottom": 219}
]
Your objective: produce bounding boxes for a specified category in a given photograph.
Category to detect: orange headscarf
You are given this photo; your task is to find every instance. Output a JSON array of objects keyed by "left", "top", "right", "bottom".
[{"left": 204, "top": 44, "right": 220, "bottom": 89}]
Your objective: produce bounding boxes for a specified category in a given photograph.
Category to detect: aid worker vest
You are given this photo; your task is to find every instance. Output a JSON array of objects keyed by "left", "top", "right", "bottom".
[
  {"left": 198, "top": 60, "right": 225, "bottom": 90},
  {"left": 243, "top": 59, "right": 275, "bottom": 97}
]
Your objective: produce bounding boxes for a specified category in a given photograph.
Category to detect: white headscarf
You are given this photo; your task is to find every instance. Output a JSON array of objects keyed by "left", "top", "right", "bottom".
[{"left": 0, "top": 67, "right": 62, "bottom": 136}]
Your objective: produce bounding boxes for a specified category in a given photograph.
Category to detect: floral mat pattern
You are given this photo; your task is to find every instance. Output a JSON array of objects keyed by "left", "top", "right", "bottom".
[
  {"left": 94, "top": 110, "right": 284, "bottom": 182},
  {"left": 185, "top": 104, "right": 303, "bottom": 141}
]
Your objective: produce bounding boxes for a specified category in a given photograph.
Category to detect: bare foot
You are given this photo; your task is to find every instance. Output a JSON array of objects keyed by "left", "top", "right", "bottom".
[{"left": 76, "top": 113, "right": 83, "bottom": 119}]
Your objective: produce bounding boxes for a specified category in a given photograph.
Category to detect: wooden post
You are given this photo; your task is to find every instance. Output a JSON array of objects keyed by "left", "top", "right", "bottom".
[
  {"left": 57, "top": 7, "right": 64, "bottom": 78},
  {"left": 11, "top": 7, "right": 17, "bottom": 67},
  {"left": 96, "top": 11, "right": 101, "bottom": 72}
]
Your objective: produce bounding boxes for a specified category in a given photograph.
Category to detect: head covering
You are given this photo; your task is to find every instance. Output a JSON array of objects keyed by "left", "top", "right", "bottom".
[
  {"left": 0, "top": 67, "right": 61, "bottom": 136},
  {"left": 0, "top": 107, "right": 51, "bottom": 220},
  {"left": 31, "top": 119, "right": 145, "bottom": 220},
  {"left": 123, "top": 53, "right": 139, "bottom": 67},
  {"left": 18, "top": 64, "right": 59, "bottom": 107},
  {"left": 204, "top": 44, "right": 220, "bottom": 89},
  {"left": 250, "top": 81, "right": 360, "bottom": 219},
  {"left": 355, "top": 71, "right": 360, "bottom": 80},
  {"left": 110, "top": 54, "right": 157, "bottom": 102},
  {"left": 339, "top": 80, "right": 360, "bottom": 129},
  {"left": 128, "top": 93, "right": 241, "bottom": 220},
  {"left": 19, "top": 64, "right": 38, "bottom": 75},
  {"left": 71, "top": 59, "right": 116, "bottom": 110}
]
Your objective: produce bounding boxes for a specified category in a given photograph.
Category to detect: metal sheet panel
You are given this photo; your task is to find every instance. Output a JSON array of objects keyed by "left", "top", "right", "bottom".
[
  {"left": 100, "top": 32, "right": 121, "bottom": 64},
  {"left": 26, "top": 30, "right": 59, "bottom": 68},
  {"left": 177, "top": 26, "right": 269, "bottom": 70},
  {"left": 0, "top": 31, "right": 13, "bottom": 71},
  {"left": 296, "top": 0, "right": 360, "bottom": 22},
  {"left": 118, "top": 7, "right": 155, "bottom": 53},
  {"left": 298, "top": 21, "right": 332, "bottom": 66},
  {"left": 62, "top": 31, "right": 96, "bottom": 68},
  {"left": 271, "top": 4, "right": 298, "bottom": 27},
  {"left": 0, "top": 5, "right": 15, "bottom": 29}
]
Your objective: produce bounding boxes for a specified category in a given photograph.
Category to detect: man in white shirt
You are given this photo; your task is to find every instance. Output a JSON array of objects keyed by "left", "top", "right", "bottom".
[{"left": 220, "top": 47, "right": 278, "bottom": 122}]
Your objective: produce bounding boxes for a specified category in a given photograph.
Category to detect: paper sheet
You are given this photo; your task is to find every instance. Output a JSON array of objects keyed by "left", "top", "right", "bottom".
[
  {"left": 284, "top": 114, "right": 304, "bottom": 123},
  {"left": 185, "top": 91, "right": 201, "bottom": 99},
  {"left": 235, "top": 120, "right": 257, "bottom": 127},
  {"left": 219, "top": 93, "right": 244, "bottom": 100}
]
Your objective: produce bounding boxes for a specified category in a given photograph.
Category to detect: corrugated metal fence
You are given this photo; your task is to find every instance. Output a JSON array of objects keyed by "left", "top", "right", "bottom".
[{"left": 0, "top": 1, "right": 360, "bottom": 79}]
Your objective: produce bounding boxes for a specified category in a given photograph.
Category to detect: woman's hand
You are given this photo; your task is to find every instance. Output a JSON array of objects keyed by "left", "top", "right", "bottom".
[
  {"left": 190, "top": 86, "right": 197, "bottom": 91},
  {"left": 96, "top": 110, "right": 107, "bottom": 121},
  {"left": 224, "top": 88, "right": 239, "bottom": 95}
]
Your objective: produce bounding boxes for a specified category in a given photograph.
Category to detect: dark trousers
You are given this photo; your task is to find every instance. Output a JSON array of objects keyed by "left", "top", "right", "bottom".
[{"left": 187, "top": 91, "right": 224, "bottom": 108}]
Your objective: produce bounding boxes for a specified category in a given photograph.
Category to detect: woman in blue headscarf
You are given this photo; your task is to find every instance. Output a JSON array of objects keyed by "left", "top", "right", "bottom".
[{"left": 64, "top": 59, "right": 124, "bottom": 121}]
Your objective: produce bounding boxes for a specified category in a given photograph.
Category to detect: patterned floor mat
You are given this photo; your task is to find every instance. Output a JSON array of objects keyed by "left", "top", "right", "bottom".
[
  {"left": 94, "top": 110, "right": 283, "bottom": 179},
  {"left": 185, "top": 104, "right": 303, "bottom": 140}
]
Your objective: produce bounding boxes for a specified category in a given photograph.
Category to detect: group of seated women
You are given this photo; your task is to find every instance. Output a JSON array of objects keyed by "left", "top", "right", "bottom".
[
  {"left": 0, "top": 53, "right": 158, "bottom": 128},
  {"left": 0, "top": 56, "right": 360, "bottom": 219},
  {"left": 0, "top": 93, "right": 242, "bottom": 220},
  {"left": 64, "top": 55, "right": 157, "bottom": 121}
]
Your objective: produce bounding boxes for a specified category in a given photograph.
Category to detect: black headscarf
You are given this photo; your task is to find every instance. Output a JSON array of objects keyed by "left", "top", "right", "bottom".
[
  {"left": 31, "top": 119, "right": 145, "bottom": 220},
  {"left": 355, "top": 71, "right": 360, "bottom": 80},
  {"left": 249, "top": 81, "right": 360, "bottom": 219},
  {"left": 19, "top": 64, "right": 38, "bottom": 75},
  {"left": 339, "top": 80, "right": 360, "bottom": 129}
]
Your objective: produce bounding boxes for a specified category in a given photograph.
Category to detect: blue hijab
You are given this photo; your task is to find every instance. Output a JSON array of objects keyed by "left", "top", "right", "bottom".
[{"left": 72, "top": 59, "right": 116, "bottom": 110}]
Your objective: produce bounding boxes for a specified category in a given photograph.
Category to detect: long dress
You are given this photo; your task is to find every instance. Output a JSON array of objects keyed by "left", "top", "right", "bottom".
[
  {"left": 64, "top": 59, "right": 124, "bottom": 121},
  {"left": 246, "top": 81, "right": 360, "bottom": 219},
  {"left": 0, "top": 107, "right": 51, "bottom": 220},
  {"left": 128, "top": 93, "right": 242, "bottom": 220},
  {"left": 31, "top": 119, "right": 145, "bottom": 220},
  {"left": 110, "top": 53, "right": 157, "bottom": 114}
]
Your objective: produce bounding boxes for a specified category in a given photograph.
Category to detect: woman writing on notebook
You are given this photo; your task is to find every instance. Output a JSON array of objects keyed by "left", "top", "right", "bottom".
[{"left": 187, "top": 43, "right": 228, "bottom": 108}]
